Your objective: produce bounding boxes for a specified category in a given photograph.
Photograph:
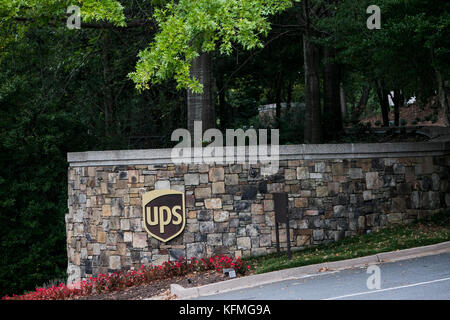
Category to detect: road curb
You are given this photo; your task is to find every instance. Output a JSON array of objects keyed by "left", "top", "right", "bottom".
[{"left": 170, "top": 241, "right": 450, "bottom": 299}]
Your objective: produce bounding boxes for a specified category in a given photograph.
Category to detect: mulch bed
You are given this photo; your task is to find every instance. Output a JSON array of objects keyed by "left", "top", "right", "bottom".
[{"left": 72, "top": 270, "right": 230, "bottom": 300}]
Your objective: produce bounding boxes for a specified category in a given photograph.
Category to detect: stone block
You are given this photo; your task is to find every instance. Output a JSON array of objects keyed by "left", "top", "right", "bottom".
[
  {"left": 186, "top": 222, "right": 199, "bottom": 233},
  {"left": 366, "top": 172, "right": 382, "bottom": 190},
  {"left": 297, "top": 167, "right": 309, "bottom": 180},
  {"left": 123, "top": 232, "right": 133, "bottom": 243},
  {"left": 224, "top": 174, "right": 239, "bottom": 185},
  {"left": 315, "top": 162, "right": 326, "bottom": 173},
  {"left": 328, "top": 182, "right": 340, "bottom": 196},
  {"left": 271, "top": 228, "right": 292, "bottom": 242},
  {"left": 393, "top": 164, "right": 405, "bottom": 174},
  {"left": 207, "top": 233, "right": 223, "bottom": 246},
  {"left": 296, "top": 235, "right": 311, "bottom": 246},
  {"left": 128, "top": 170, "right": 139, "bottom": 183},
  {"left": 411, "top": 191, "right": 421, "bottom": 209},
  {"left": 183, "top": 232, "right": 195, "bottom": 243},
  {"left": 332, "top": 162, "right": 344, "bottom": 176},
  {"left": 120, "top": 219, "right": 130, "bottom": 231},
  {"left": 184, "top": 174, "right": 200, "bottom": 186},
  {"left": 242, "top": 186, "right": 258, "bottom": 200},
  {"left": 97, "top": 230, "right": 107, "bottom": 243},
  {"left": 358, "top": 216, "right": 366, "bottom": 229},
  {"left": 223, "top": 233, "right": 236, "bottom": 246},
  {"left": 284, "top": 168, "right": 296, "bottom": 180},
  {"left": 300, "top": 190, "right": 311, "bottom": 198},
  {"left": 397, "top": 183, "right": 412, "bottom": 195},
  {"left": 295, "top": 198, "right": 308, "bottom": 208},
  {"left": 155, "top": 180, "right": 170, "bottom": 190},
  {"left": 313, "top": 229, "right": 324, "bottom": 241},
  {"left": 214, "top": 211, "right": 229, "bottom": 222},
  {"left": 212, "top": 182, "right": 225, "bottom": 194},
  {"left": 157, "top": 171, "right": 173, "bottom": 180},
  {"left": 237, "top": 237, "right": 251, "bottom": 250},
  {"left": 205, "top": 198, "right": 222, "bottom": 209},
  {"left": 263, "top": 200, "right": 274, "bottom": 211},
  {"left": 259, "top": 234, "right": 271, "bottom": 247},
  {"left": 349, "top": 168, "right": 363, "bottom": 179},
  {"left": 186, "top": 243, "right": 204, "bottom": 259},
  {"left": 268, "top": 183, "right": 284, "bottom": 193},
  {"left": 391, "top": 197, "right": 406, "bottom": 212},
  {"left": 333, "top": 205, "right": 345, "bottom": 217},
  {"left": 195, "top": 187, "right": 211, "bottom": 199},
  {"left": 199, "top": 221, "right": 214, "bottom": 233},
  {"left": 102, "top": 205, "right": 111, "bottom": 217},
  {"left": 305, "top": 209, "right": 319, "bottom": 216},
  {"left": 187, "top": 210, "right": 197, "bottom": 219},
  {"left": 197, "top": 210, "right": 213, "bottom": 221},
  {"left": 133, "top": 233, "right": 147, "bottom": 248},
  {"left": 109, "top": 256, "right": 121, "bottom": 269},
  {"left": 431, "top": 173, "right": 440, "bottom": 191},
  {"left": 251, "top": 248, "right": 267, "bottom": 256},
  {"left": 363, "top": 190, "right": 374, "bottom": 201},
  {"left": 251, "top": 203, "right": 264, "bottom": 214},
  {"left": 387, "top": 212, "right": 403, "bottom": 224},
  {"left": 229, "top": 164, "right": 242, "bottom": 174},
  {"left": 310, "top": 173, "right": 323, "bottom": 179},
  {"left": 209, "top": 167, "right": 225, "bottom": 182},
  {"left": 199, "top": 174, "right": 209, "bottom": 184},
  {"left": 316, "top": 186, "right": 328, "bottom": 197},
  {"left": 245, "top": 224, "right": 260, "bottom": 237}
]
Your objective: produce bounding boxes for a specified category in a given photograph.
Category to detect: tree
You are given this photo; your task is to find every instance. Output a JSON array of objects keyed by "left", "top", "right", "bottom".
[
  {"left": 187, "top": 52, "right": 215, "bottom": 134},
  {"left": 0, "top": 0, "right": 187, "bottom": 296},
  {"left": 128, "top": 0, "right": 293, "bottom": 132},
  {"left": 320, "top": 0, "right": 449, "bottom": 127},
  {"left": 295, "top": 0, "right": 322, "bottom": 143}
]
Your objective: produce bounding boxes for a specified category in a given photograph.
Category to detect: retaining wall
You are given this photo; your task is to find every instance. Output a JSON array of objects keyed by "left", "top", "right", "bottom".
[{"left": 66, "top": 141, "right": 450, "bottom": 283}]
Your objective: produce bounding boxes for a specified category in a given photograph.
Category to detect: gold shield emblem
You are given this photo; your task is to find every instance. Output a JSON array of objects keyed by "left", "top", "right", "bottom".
[{"left": 142, "top": 189, "right": 186, "bottom": 242}]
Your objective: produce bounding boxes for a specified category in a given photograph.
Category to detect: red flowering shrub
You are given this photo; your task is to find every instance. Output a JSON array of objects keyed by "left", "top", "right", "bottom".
[{"left": 2, "top": 255, "right": 250, "bottom": 300}]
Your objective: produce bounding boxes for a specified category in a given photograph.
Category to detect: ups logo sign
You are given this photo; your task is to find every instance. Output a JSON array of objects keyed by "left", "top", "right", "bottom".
[{"left": 142, "top": 189, "right": 186, "bottom": 242}]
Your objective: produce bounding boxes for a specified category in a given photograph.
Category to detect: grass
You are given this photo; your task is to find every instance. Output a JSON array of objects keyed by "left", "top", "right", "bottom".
[{"left": 244, "top": 209, "right": 450, "bottom": 275}]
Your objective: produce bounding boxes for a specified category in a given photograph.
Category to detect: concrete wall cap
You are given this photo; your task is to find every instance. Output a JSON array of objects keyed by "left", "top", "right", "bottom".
[{"left": 68, "top": 141, "right": 450, "bottom": 166}]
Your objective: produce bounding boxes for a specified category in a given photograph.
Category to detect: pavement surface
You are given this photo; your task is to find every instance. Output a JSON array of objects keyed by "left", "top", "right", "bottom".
[{"left": 192, "top": 252, "right": 450, "bottom": 300}]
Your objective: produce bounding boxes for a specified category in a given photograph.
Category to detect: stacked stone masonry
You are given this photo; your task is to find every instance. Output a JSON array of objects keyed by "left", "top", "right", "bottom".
[{"left": 66, "top": 153, "right": 450, "bottom": 283}]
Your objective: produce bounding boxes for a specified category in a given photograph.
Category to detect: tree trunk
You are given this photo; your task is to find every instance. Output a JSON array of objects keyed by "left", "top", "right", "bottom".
[
  {"left": 340, "top": 82, "right": 347, "bottom": 120},
  {"left": 286, "top": 80, "right": 293, "bottom": 112},
  {"left": 392, "top": 88, "right": 403, "bottom": 126},
  {"left": 275, "top": 71, "right": 283, "bottom": 129},
  {"left": 376, "top": 80, "right": 390, "bottom": 127},
  {"left": 187, "top": 52, "right": 215, "bottom": 136},
  {"left": 323, "top": 46, "right": 343, "bottom": 134},
  {"left": 352, "top": 85, "right": 371, "bottom": 122},
  {"left": 303, "top": 38, "right": 322, "bottom": 143},
  {"left": 102, "top": 30, "right": 114, "bottom": 138},
  {"left": 216, "top": 76, "right": 228, "bottom": 131},
  {"left": 301, "top": 0, "right": 322, "bottom": 143},
  {"left": 436, "top": 68, "right": 450, "bottom": 127}
]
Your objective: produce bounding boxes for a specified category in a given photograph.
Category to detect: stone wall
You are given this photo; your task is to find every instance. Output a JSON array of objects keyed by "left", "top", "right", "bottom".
[{"left": 66, "top": 142, "right": 450, "bottom": 283}]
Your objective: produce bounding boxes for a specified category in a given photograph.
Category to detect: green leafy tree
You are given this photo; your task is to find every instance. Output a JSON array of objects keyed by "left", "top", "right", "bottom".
[{"left": 319, "top": 0, "right": 450, "bottom": 126}]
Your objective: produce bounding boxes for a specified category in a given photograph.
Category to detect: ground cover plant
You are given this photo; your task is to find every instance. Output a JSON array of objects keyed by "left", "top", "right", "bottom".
[{"left": 1, "top": 255, "right": 250, "bottom": 300}]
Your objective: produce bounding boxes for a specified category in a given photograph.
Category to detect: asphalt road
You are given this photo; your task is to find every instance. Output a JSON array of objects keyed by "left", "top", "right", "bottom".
[{"left": 195, "top": 253, "right": 450, "bottom": 300}]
